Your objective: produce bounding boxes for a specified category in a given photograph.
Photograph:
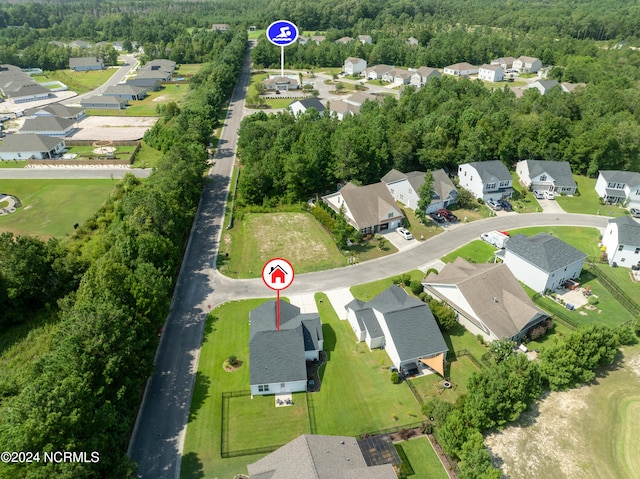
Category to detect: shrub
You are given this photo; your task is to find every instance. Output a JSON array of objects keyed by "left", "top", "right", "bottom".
[
  {"left": 228, "top": 355, "right": 238, "bottom": 367},
  {"left": 588, "top": 296, "right": 599, "bottom": 305},
  {"left": 391, "top": 371, "right": 400, "bottom": 384},
  {"left": 410, "top": 280, "right": 423, "bottom": 296}
]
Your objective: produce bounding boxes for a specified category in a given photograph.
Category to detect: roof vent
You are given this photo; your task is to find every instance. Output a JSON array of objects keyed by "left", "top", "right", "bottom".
[
  {"left": 493, "top": 296, "right": 498, "bottom": 303},
  {"left": 339, "top": 440, "right": 345, "bottom": 444}
]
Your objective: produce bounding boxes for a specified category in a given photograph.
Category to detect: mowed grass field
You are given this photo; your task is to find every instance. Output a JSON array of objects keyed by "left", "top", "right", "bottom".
[
  {"left": 486, "top": 344, "right": 640, "bottom": 479},
  {"left": 87, "top": 84, "right": 188, "bottom": 116},
  {"left": 218, "top": 212, "right": 347, "bottom": 278},
  {"left": 0, "top": 179, "right": 117, "bottom": 238}
]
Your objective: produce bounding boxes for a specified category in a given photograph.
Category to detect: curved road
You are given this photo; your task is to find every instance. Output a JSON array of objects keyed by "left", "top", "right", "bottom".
[{"left": 127, "top": 41, "right": 611, "bottom": 478}]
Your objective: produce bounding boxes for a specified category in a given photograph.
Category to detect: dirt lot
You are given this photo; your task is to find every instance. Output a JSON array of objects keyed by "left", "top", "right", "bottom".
[
  {"left": 70, "top": 116, "right": 158, "bottom": 141},
  {"left": 485, "top": 346, "right": 640, "bottom": 479}
]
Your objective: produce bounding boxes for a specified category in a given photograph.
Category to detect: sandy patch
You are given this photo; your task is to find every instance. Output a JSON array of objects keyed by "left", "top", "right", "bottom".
[
  {"left": 153, "top": 95, "right": 168, "bottom": 102},
  {"left": 625, "top": 352, "right": 640, "bottom": 378}
]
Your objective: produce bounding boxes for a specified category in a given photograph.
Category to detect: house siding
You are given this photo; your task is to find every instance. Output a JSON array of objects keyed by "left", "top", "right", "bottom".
[
  {"left": 386, "top": 180, "right": 419, "bottom": 209},
  {"left": 250, "top": 379, "right": 307, "bottom": 396},
  {"left": 602, "top": 223, "right": 640, "bottom": 268},
  {"left": 503, "top": 251, "right": 583, "bottom": 293}
]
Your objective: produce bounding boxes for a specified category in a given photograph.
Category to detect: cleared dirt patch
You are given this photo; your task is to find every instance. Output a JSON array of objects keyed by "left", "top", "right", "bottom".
[{"left": 486, "top": 346, "right": 640, "bottom": 479}]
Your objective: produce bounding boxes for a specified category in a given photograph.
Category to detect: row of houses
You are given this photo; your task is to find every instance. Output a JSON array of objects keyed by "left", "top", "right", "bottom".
[{"left": 0, "top": 64, "right": 51, "bottom": 104}]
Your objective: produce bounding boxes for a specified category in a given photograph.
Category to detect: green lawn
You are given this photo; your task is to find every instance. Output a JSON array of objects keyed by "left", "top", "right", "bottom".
[
  {"left": 591, "top": 265, "right": 640, "bottom": 302},
  {"left": 506, "top": 226, "right": 602, "bottom": 258},
  {"left": 510, "top": 172, "right": 543, "bottom": 213},
  {"left": 398, "top": 203, "right": 443, "bottom": 241},
  {"left": 397, "top": 437, "right": 450, "bottom": 479},
  {"left": 441, "top": 240, "right": 497, "bottom": 264},
  {"left": 40, "top": 68, "right": 118, "bottom": 93},
  {"left": 350, "top": 270, "right": 425, "bottom": 301},
  {"left": 130, "top": 141, "right": 163, "bottom": 168},
  {"left": 217, "top": 211, "right": 348, "bottom": 278},
  {"left": 0, "top": 179, "right": 118, "bottom": 238},
  {"left": 0, "top": 161, "right": 27, "bottom": 168},
  {"left": 87, "top": 84, "right": 188, "bottom": 116},
  {"left": 175, "top": 63, "right": 203, "bottom": 75},
  {"left": 555, "top": 175, "right": 628, "bottom": 217}
]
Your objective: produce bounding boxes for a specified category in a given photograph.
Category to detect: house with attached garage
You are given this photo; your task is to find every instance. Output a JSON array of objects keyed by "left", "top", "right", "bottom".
[
  {"left": 288, "top": 97, "right": 325, "bottom": 117},
  {"left": 6, "top": 84, "right": 51, "bottom": 103},
  {"left": 513, "top": 55, "right": 542, "bottom": 73},
  {"left": 443, "top": 62, "right": 478, "bottom": 77},
  {"left": 527, "top": 79, "right": 560, "bottom": 95},
  {"left": 102, "top": 84, "right": 148, "bottom": 101},
  {"left": 322, "top": 182, "right": 404, "bottom": 234},
  {"left": 409, "top": 66, "right": 441, "bottom": 88},
  {"left": 595, "top": 170, "right": 640, "bottom": 208},
  {"left": 343, "top": 57, "right": 367, "bottom": 75},
  {"left": 423, "top": 258, "right": 551, "bottom": 343},
  {"left": 327, "top": 99, "right": 359, "bottom": 120},
  {"left": 364, "top": 64, "right": 393, "bottom": 80},
  {"left": 80, "top": 95, "right": 128, "bottom": 110},
  {"left": 25, "top": 103, "right": 85, "bottom": 121},
  {"left": 345, "top": 285, "right": 448, "bottom": 376},
  {"left": 491, "top": 57, "right": 516, "bottom": 70},
  {"left": 0, "top": 133, "right": 66, "bottom": 160},
  {"left": 249, "top": 300, "right": 323, "bottom": 396},
  {"left": 496, "top": 233, "right": 587, "bottom": 293},
  {"left": 478, "top": 64, "right": 504, "bottom": 82},
  {"left": 516, "top": 160, "right": 577, "bottom": 195},
  {"left": 19, "top": 116, "right": 76, "bottom": 137},
  {"left": 458, "top": 160, "right": 513, "bottom": 201},
  {"left": 601, "top": 216, "right": 640, "bottom": 269},
  {"left": 381, "top": 168, "right": 457, "bottom": 213}
]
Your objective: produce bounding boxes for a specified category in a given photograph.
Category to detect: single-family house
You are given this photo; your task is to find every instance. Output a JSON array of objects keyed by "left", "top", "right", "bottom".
[
  {"left": 496, "top": 233, "right": 587, "bottom": 293},
  {"left": 0, "top": 133, "right": 66, "bottom": 160},
  {"left": 343, "top": 57, "right": 367, "bottom": 76},
  {"left": 134, "top": 69, "right": 172, "bottom": 82},
  {"left": 297, "top": 35, "right": 309, "bottom": 45},
  {"left": 69, "top": 40, "right": 91, "bottom": 49},
  {"left": 247, "top": 435, "right": 398, "bottom": 479},
  {"left": 328, "top": 99, "right": 359, "bottom": 120},
  {"left": 80, "top": 95, "right": 128, "bottom": 110},
  {"left": 365, "top": 64, "right": 393, "bottom": 80},
  {"left": 69, "top": 57, "right": 104, "bottom": 71},
  {"left": 344, "top": 91, "right": 381, "bottom": 108},
  {"left": 595, "top": 170, "right": 640, "bottom": 208},
  {"left": 458, "top": 160, "right": 513, "bottom": 201},
  {"left": 478, "top": 64, "right": 504, "bottom": 82},
  {"left": 19, "top": 116, "right": 76, "bottom": 137},
  {"left": 25, "top": 103, "right": 85, "bottom": 121},
  {"left": 392, "top": 69, "right": 413, "bottom": 86},
  {"left": 264, "top": 75, "right": 300, "bottom": 91},
  {"left": 249, "top": 300, "right": 323, "bottom": 396},
  {"left": 125, "top": 78, "right": 162, "bottom": 91},
  {"left": 491, "top": 57, "right": 516, "bottom": 70},
  {"left": 345, "top": 285, "right": 448, "bottom": 375},
  {"left": 7, "top": 84, "right": 50, "bottom": 103},
  {"left": 322, "top": 182, "right": 404, "bottom": 234},
  {"left": 409, "top": 66, "right": 441, "bottom": 88},
  {"left": 311, "top": 35, "right": 326, "bottom": 44},
  {"left": 527, "top": 79, "right": 560, "bottom": 95},
  {"left": 513, "top": 56, "right": 542, "bottom": 73},
  {"left": 288, "top": 98, "right": 325, "bottom": 117},
  {"left": 102, "top": 84, "right": 148, "bottom": 101},
  {"left": 335, "top": 36, "right": 353, "bottom": 44},
  {"left": 516, "top": 160, "right": 577, "bottom": 195},
  {"left": 423, "top": 258, "right": 551, "bottom": 343},
  {"left": 144, "top": 59, "right": 176, "bottom": 74},
  {"left": 381, "top": 168, "right": 457, "bottom": 213},
  {"left": 210, "top": 23, "right": 229, "bottom": 31},
  {"left": 443, "top": 62, "right": 478, "bottom": 77},
  {"left": 358, "top": 35, "right": 372, "bottom": 45},
  {"left": 601, "top": 216, "right": 640, "bottom": 269}
]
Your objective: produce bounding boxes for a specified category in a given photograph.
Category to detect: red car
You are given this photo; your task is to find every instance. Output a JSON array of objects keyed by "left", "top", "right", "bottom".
[{"left": 437, "top": 208, "right": 458, "bottom": 222}]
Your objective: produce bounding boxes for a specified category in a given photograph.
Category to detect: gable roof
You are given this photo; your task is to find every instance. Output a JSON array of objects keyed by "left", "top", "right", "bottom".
[
  {"left": 432, "top": 169, "right": 457, "bottom": 201},
  {"left": 10, "top": 84, "right": 49, "bottom": 98},
  {"left": 25, "top": 103, "right": 84, "bottom": 119},
  {"left": 505, "top": 233, "right": 587, "bottom": 272},
  {"left": 345, "top": 57, "right": 365, "bottom": 65},
  {"left": 609, "top": 216, "right": 640, "bottom": 247},
  {"left": 521, "top": 160, "right": 576, "bottom": 188},
  {"left": 20, "top": 116, "right": 75, "bottom": 133},
  {"left": 289, "top": 97, "right": 325, "bottom": 113},
  {"left": 103, "top": 84, "right": 147, "bottom": 96},
  {"left": 445, "top": 62, "right": 477, "bottom": 71},
  {"left": 599, "top": 170, "right": 640, "bottom": 188},
  {"left": 424, "top": 258, "right": 547, "bottom": 339},
  {"left": 415, "top": 66, "right": 439, "bottom": 77},
  {"left": 464, "top": 160, "right": 512, "bottom": 182},
  {"left": 247, "top": 434, "right": 397, "bottom": 479},
  {"left": 331, "top": 182, "right": 403, "bottom": 230},
  {"left": 69, "top": 57, "right": 102, "bottom": 68},
  {"left": 0, "top": 133, "right": 64, "bottom": 153},
  {"left": 479, "top": 63, "right": 501, "bottom": 72},
  {"left": 517, "top": 55, "right": 540, "bottom": 64}
]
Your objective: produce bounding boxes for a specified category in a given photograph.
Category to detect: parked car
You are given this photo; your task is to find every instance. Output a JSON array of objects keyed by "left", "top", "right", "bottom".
[
  {"left": 437, "top": 208, "right": 458, "bottom": 222},
  {"left": 630, "top": 208, "right": 640, "bottom": 218},
  {"left": 429, "top": 212, "right": 446, "bottom": 223},
  {"left": 396, "top": 227, "right": 413, "bottom": 240},
  {"left": 487, "top": 199, "right": 502, "bottom": 211},
  {"left": 543, "top": 190, "right": 555, "bottom": 200},
  {"left": 533, "top": 190, "right": 545, "bottom": 199},
  {"left": 498, "top": 199, "right": 513, "bottom": 211}
]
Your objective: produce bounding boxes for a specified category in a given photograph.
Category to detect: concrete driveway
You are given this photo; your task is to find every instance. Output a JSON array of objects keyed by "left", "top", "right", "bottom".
[
  {"left": 538, "top": 198, "right": 565, "bottom": 214},
  {"left": 381, "top": 229, "right": 423, "bottom": 252}
]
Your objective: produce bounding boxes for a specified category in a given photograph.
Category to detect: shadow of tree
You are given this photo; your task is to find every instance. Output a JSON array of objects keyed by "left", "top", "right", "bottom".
[
  {"left": 180, "top": 452, "right": 205, "bottom": 479},
  {"left": 187, "top": 371, "right": 211, "bottom": 423}
]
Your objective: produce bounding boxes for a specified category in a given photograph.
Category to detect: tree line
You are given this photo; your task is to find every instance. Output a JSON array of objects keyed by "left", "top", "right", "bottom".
[{"left": 0, "top": 28, "right": 246, "bottom": 479}]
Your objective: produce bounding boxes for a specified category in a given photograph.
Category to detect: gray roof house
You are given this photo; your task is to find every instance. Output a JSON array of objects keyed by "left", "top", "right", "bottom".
[
  {"left": 322, "top": 182, "right": 404, "bottom": 234},
  {"left": 345, "top": 285, "right": 448, "bottom": 375},
  {"left": 289, "top": 97, "right": 325, "bottom": 117},
  {"left": 364, "top": 64, "right": 393, "bottom": 80},
  {"left": 602, "top": 216, "right": 640, "bottom": 269},
  {"left": 8, "top": 84, "right": 50, "bottom": 103},
  {"left": 423, "top": 258, "right": 550, "bottom": 342},
  {"left": 80, "top": 95, "right": 128, "bottom": 110},
  {"left": 458, "top": 160, "right": 513, "bottom": 201},
  {"left": 381, "top": 168, "right": 457, "bottom": 213},
  {"left": 263, "top": 75, "right": 300, "bottom": 91},
  {"left": 410, "top": 66, "right": 441, "bottom": 88},
  {"left": 0, "top": 133, "right": 66, "bottom": 161},
  {"left": 516, "top": 160, "right": 577, "bottom": 195},
  {"left": 69, "top": 57, "right": 104, "bottom": 71},
  {"left": 102, "top": 84, "right": 148, "bottom": 100},
  {"left": 125, "top": 78, "right": 162, "bottom": 91},
  {"left": 144, "top": 59, "right": 176, "bottom": 74},
  {"left": 328, "top": 99, "right": 360, "bottom": 120},
  {"left": 595, "top": 170, "right": 640, "bottom": 208},
  {"left": 527, "top": 79, "right": 560, "bottom": 95},
  {"left": 25, "top": 103, "right": 85, "bottom": 120},
  {"left": 249, "top": 300, "right": 323, "bottom": 396},
  {"left": 19, "top": 116, "right": 76, "bottom": 137},
  {"left": 496, "top": 233, "right": 588, "bottom": 293},
  {"left": 247, "top": 434, "right": 397, "bottom": 479}
]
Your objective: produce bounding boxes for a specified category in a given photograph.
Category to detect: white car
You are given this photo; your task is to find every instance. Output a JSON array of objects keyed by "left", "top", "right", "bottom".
[
  {"left": 396, "top": 227, "right": 413, "bottom": 240},
  {"left": 543, "top": 190, "right": 555, "bottom": 200},
  {"left": 533, "top": 190, "right": 545, "bottom": 199}
]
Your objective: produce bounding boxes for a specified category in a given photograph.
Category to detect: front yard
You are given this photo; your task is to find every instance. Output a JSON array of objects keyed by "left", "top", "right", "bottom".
[{"left": 555, "top": 175, "right": 629, "bottom": 217}]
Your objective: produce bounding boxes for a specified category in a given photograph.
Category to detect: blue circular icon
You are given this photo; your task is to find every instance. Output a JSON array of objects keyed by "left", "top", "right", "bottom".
[{"left": 266, "top": 20, "right": 299, "bottom": 46}]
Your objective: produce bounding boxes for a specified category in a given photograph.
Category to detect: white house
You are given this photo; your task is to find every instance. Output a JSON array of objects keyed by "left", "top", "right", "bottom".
[
  {"left": 595, "top": 170, "right": 640, "bottom": 208},
  {"left": 249, "top": 300, "right": 323, "bottom": 396},
  {"left": 602, "top": 216, "right": 640, "bottom": 269},
  {"left": 69, "top": 57, "right": 104, "bottom": 71},
  {"left": 381, "top": 168, "right": 457, "bottom": 213},
  {"left": 478, "top": 64, "right": 504, "bottom": 82},
  {"left": 496, "top": 233, "right": 587, "bottom": 293},
  {"left": 345, "top": 286, "right": 448, "bottom": 375},
  {"left": 513, "top": 55, "right": 542, "bottom": 73},
  {"left": 458, "top": 160, "right": 513, "bottom": 201},
  {"left": 443, "top": 62, "right": 478, "bottom": 77},
  {"left": 527, "top": 79, "right": 560, "bottom": 95},
  {"left": 365, "top": 64, "right": 393, "bottom": 80},
  {"left": 263, "top": 75, "right": 300, "bottom": 91},
  {"left": 423, "top": 258, "right": 550, "bottom": 343},
  {"left": 322, "top": 182, "right": 404, "bottom": 234},
  {"left": 288, "top": 98, "right": 325, "bottom": 117},
  {"left": 19, "top": 116, "right": 76, "bottom": 137},
  {"left": 343, "top": 57, "right": 367, "bottom": 75},
  {"left": 491, "top": 57, "right": 516, "bottom": 70},
  {"left": 516, "top": 160, "right": 577, "bottom": 195},
  {"left": 409, "top": 66, "right": 441, "bottom": 88},
  {"left": 0, "top": 133, "right": 66, "bottom": 160},
  {"left": 327, "top": 99, "right": 359, "bottom": 120}
]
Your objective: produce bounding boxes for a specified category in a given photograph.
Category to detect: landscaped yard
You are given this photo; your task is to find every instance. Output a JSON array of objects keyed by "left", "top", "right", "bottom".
[
  {"left": 555, "top": 175, "right": 628, "bottom": 217},
  {"left": 398, "top": 204, "right": 444, "bottom": 241},
  {"left": 0, "top": 179, "right": 118, "bottom": 238},
  {"left": 441, "top": 240, "right": 497, "bottom": 264},
  {"left": 506, "top": 226, "right": 602, "bottom": 258},
  {"left": 510, "top": 172, "right": 543, "bottom": 213},
  {"left": 130, "top": 141, "right": 163, "bottom": 168},
  {"left": 396, "top": 436, "right": 450, "bottom": 479},
  {"left": 350, "top": 270, "right": 425, "bottom": 301}
]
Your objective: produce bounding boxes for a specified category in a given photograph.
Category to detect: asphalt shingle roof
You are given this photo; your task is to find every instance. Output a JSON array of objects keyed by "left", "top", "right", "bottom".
[
  {"left": 0, "top": 133, "right": 64, "bottom": 152},
  {"left": 327, "top": 182, "right": 403, "bottom": 230},
  {"left": 466, "top": 160, "right": 512, "bottom": 183},
  {"left": 505, "top": 233, "right": 587, "bottom": 272},
  {"left": 523, "top": 160, "right": 577, "bottom": 188},
  {"left": 610, "top": 216, "right": 640, "bottom": 247},
  {"left": 20, "top": 116, "right": 75, "bottom": 133},
  {"left": 599, "top": 170, "right": 640, "bottom": 187}
]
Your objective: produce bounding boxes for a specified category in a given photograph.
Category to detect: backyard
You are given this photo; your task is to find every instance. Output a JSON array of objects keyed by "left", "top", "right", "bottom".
[
  {"left": 0, "top": 179, "right": 117, "bottom": 238},
  {"left": 555, "top": 175, "right": 629, "bottom": 217},
  {"left": 34, "top": 68, "right": 117, "bottom": 93}
]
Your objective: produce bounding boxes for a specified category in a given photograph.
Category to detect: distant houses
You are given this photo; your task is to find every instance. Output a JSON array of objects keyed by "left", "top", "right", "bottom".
[
  {"left": 443, "top": 62, "right": 478, "bottom": 77},
  {"left": 69, "top": 57, "right": 104, "bottom": 71},
  {"left": 513, "top": 55, "right": 542, "bottom": 73}
]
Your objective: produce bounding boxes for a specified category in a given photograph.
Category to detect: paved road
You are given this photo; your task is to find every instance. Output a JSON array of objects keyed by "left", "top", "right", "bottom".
[
  {"left": 0, "top": 167, "right": 151, "bottom": 179},
  {"left": 127, "top": 42, "right": 253, "bottom": 479}
]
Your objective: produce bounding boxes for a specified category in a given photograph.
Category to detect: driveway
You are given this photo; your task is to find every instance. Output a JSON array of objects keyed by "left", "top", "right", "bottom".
[
  {"left": 381, "top": 229, "right": 423, "bottom": 252},
  {"left": 538, "top": 198, "right": 565, "bottom": 214}
]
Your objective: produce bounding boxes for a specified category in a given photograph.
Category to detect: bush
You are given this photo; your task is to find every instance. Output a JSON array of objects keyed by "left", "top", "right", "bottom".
[
  {"left": 228, "top": 355, "right": 238, "bottom": 367},
  {"left": 391, "top": 371, "right": 400, "bottom": 384},
  {"left": 410, "top": 280, "right": 423, "bottom": 296},
  {"left": 588, "top": 296, "right": 599, "bottom": 305}
]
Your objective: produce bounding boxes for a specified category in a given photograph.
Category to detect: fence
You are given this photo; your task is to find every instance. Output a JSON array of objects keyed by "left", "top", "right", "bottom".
[
  {"left": 586, "top": 262, "right": 640, "bottom": 317},
  {"left": 449, "top": 349, "right": 486, "bottom": 369},
  {"left": 360, "top": 421, "right": 425, "bottom": 439},
  {"left": 405, "top": 379, "right": 424, "bottom": 406},
  {"left": 27, "top": 140, "right": 141, "bottom": 166},
  {"left": 531, "top": 295, "right": 579, "bottom": 329},
  {"left": 306, "top": 392, "right": 318, "bottom": 434}
]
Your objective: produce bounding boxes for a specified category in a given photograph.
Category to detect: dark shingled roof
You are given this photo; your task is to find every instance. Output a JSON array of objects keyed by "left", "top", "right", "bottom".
[
  {"left": 466, "top": 160, "right": 512, "bottom": 182},
  {"left": 522, "top": 160, "right": 577, "bottom": 189},
  {"left": 609, "top": 216, "right": 640, "bottom": 247},
  {"left": 599, "top": 170, "right": 640, "bottom": 188},
  {"left": 289, "top": 97, "right": 325, "bottom": 113},
  {"left": 505, "top": 233, "right": 587, "bottom": 272}
]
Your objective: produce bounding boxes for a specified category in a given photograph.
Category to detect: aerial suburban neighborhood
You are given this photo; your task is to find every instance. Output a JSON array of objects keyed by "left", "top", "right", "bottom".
[{"left": 0, "top": 2, "right": 639, "bottom": 479}]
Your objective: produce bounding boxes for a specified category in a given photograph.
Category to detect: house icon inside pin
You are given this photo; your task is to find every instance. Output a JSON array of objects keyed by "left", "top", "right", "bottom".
[{"left": 269, "top": 264, "right": 287, "bottom": 283}]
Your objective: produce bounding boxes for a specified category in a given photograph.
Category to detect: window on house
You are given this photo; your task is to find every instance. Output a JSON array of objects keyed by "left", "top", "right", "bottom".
[
  {"left": 400, "top": 194, "right": 404, "bottom": 200},
  {"left": 618, "top": 245, "right": 624, "bottom": 251},
  {"left": 258, "top": 384, "right": 269, "bottom": 392},
  {"left": 390, "top": 188, "right": 394, "bottom": 194},
  {"left": 540, "top": 175, "right": 547, "bottom": 181},
  {"left": 621, "top": 258, "right": 626, "bottom": 262},
  {"left": 387, "top": 212, "right": 394, "bottom": 218},
  {"left": 408, "top": 189, "right": 412, "bottom": 194},
  {"left": 486, "top": 183, "right": 496, "bottom": 189},
  {"left": 499, "top": 181, "right": 510, "bottom": 187},
  {"left": 635, "top": 248, "right": 640, "bottom": 254},
  {"left": 281, "top": 383, "right": 285, "bottom": 388}
]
